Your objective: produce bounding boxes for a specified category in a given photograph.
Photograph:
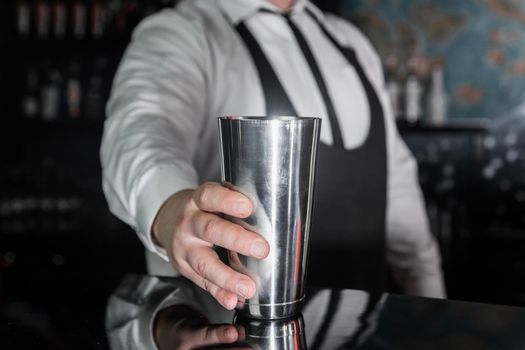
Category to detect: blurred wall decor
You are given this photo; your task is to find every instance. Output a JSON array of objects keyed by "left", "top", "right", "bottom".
[{"left": 340, "top": 0, "right": 525, "bottom": 121}]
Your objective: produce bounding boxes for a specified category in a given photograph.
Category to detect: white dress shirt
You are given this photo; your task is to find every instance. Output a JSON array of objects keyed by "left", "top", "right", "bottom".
[{"left": 101, "top": 0, "right": 446, "bottom": 297}]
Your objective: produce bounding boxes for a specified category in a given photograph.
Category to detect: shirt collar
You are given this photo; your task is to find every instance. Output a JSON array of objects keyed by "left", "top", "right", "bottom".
[{"left": 217, "top": 0, "right": 324, "bottom": 25}]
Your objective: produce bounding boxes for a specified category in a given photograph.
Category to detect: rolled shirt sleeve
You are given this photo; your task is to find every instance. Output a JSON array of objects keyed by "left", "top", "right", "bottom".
[{"left": 100, "top": 9, "right": 207, "bottom": 259}]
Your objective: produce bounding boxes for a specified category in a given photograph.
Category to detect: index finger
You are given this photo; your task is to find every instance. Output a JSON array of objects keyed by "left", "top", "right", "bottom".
[{"left": 194, "top": 183, "right": 253, "bottom": 218}]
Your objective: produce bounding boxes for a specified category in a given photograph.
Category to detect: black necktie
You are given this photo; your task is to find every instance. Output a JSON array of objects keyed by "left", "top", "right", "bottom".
[{"left": 282, "top": 13, "right": 344, "bottom": 148}]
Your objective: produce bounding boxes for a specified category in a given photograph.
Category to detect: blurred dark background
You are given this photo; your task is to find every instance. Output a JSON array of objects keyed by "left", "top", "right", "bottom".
[{"left": 2, "top": 0, "right": 525, "bottom": 349}]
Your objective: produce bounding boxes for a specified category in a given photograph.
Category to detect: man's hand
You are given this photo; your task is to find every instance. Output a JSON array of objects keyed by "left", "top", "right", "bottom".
[
  {"left": 153, "top": 182, "right": 270, "bottom": 310},
  {"left": 154, "top": 305, "right": 250, "bottom": 350}
]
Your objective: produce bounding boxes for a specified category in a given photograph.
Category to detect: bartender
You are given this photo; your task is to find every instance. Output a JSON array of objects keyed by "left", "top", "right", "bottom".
[{"left": 100, "top": 0, "right": 446, "bottom": 310}]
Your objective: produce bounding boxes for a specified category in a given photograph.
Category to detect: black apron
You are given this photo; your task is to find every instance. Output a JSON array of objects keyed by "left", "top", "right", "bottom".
[{"left": 232, "top": 10, "right": 387, "bottom": 292}]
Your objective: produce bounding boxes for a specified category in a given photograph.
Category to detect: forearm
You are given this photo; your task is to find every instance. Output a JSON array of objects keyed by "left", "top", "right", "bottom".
[{"left": 101, "top": 10, "right": 206, "bottom": 250}]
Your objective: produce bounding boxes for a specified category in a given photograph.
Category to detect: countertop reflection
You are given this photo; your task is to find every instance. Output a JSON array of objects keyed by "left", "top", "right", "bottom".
[{"left": 106, "top": 275, "right": 525, "bottom": 350}]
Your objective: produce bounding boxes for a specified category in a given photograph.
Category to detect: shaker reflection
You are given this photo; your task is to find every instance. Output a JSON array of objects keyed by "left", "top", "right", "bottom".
[
  {"left": 234, "top": 315, "right": 306, "bottom": 350},
  {"left": 155, "top": 311, "right": 307, "bottom": 350},
  {"left": 105, "top": 276, "right": 384, "bottom": 350}
]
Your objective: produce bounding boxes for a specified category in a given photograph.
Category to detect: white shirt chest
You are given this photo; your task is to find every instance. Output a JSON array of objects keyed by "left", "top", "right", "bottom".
[{"left": 209, "top": 12, "right": 371, "bottom": 150}]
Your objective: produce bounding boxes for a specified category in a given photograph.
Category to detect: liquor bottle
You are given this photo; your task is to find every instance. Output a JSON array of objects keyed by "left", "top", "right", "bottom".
[
  {"left": 41, "top": 69, "right": 63, "bottom": 121},
  {"left": 35, "top": 0, "right": 51, "bottom": 39},
  {"left": 66, "top": 61, "right": 82, "bottom": 119},
  {"left": 84, "top": 56, "right": 109, "bottom": 119},
  {"left": 53, "top": 0, "right": 68, "bottom": 39},
  {"left": 21, "top": 68, "right": 40, "bottom": 119},
  {"left": 91, "top": 0, "right": 106, "bottom": 39},
  {"left": 405, "top": 75, "right": 422, "bottom": 124},
  {"left": 72, "top": 0, "right": 87, "bottom": 39},
  {"left": 427, "top": 64, "right": 448, "bottom": 125},
  {"left": 384, "top": 52, "right": 402, "bottom": 120},
  {"left": 403, "top": 46, "right": 425, "bottom": 125},
  {"left": 16, "top": 0, "right": 31, "bottom": 37}
]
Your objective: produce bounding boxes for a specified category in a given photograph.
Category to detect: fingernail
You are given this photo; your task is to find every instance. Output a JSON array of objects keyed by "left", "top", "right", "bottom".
[
  {"left": 251, "top": 241, "right": 267, "bottom": 258},
  {"left": 237, "top": 283, "right": 251, "bottom": 298},
  {"left": 234, "top": 200, "right": 250, "bottom": 215},
  {"left": 225, "top": 296, "right": 237, "bottom": 310}
]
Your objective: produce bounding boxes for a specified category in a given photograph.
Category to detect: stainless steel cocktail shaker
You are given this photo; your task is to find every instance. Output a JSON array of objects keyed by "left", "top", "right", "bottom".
[{"left": 218, "top": 116, "right": 321, "bottom": 319}]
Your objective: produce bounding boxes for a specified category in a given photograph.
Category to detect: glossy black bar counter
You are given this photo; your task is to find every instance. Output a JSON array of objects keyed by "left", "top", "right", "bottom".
[{"left": 5, "top": 274, "right": 524, "bottom": 350}]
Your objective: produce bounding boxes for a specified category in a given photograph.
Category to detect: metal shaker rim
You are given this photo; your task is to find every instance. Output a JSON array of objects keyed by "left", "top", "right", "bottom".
[
  {"left": 219, "top": 116, "right": 320, "bottom": 124},
  {"left": 233, "top": 314, "right": 305, "bottom": 339}
]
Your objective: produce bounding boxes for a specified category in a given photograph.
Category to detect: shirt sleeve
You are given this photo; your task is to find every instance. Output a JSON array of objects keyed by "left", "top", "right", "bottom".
[
  {"left": 374, "top": 56, "right": 446, "bottom": 299},
  {"left": 100, "top": 8, "right": 207, "bottom": 259},
  {"left": 327, "top": 15, "right": 446, "bottom": 298},
  {"left": 383, "top": 116, "right": 447, "bottom": 298},
  {"left": 371, "top": 50, "right": 447, "bottom": 299}
]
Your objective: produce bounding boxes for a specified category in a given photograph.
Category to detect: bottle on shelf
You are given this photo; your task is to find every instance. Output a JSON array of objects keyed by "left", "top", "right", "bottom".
[
  {"left": 83, "top": 55, "right": 110, "bottom": 119},
  {"left": 35, "top": 0, "right": 51, "bottom": 39},
  {"left": 21, "top": 68, "right": 40, "bottom": 119},
  {"left": 91, "top": 0, "right": 107, "bottom": 39},
  {"left": 72, "top": 0, "right": 87, "bottom": 39},
  {"left": 66, "top": 60, "right": 82, "bottom": 119},
  {"left": 404, "top": 48, "right": 424, "bottom": 125},
  {"left": 41, "top": 68, "right": 63, "bottom": 121},
  {"left": 426, "top": 63, "right": 448, "bottom": 126},
  {"left": 53, "top": 0, "right": 68, "bottom": 39},
  {"left": 384, "top": 52, "right": 402, "bottom": 120},
  {"left": 405, "top": 74, "right": 423, "bottom": 124},
  {"left": 16, "top": 0, "right": 31, "bottom": 37}
]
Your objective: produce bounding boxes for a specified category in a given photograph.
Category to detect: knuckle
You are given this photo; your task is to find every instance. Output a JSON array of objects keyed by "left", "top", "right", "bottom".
[
  {"left": 202, "top": 278, "right": 212, "bottom": 293},
  {"left": 196, "top": 258, "right": 209, "bottom": 277},
  {"left": 230, "top": 227, "right": 250, "bottom": 252},
  {"left": 219, "top": 267, "right": 238, "bottom": 290},
  {"left": 202, "top": 218, "right": 220, "bottom": 241},
  {"left": 223, "top": 192, "right": 242, "bottom": 213},
  {"left": 197, "top": 183, "right": 214, "bottom": 209},
  {"left": 230, "top": 235, "right": 245, "bottom": 252},
  {"left": 226, "top": 277, "right": 240, "bottom": 294},
  {"left": 203, "top": 326, "right": 216, "bottom": 343}
]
